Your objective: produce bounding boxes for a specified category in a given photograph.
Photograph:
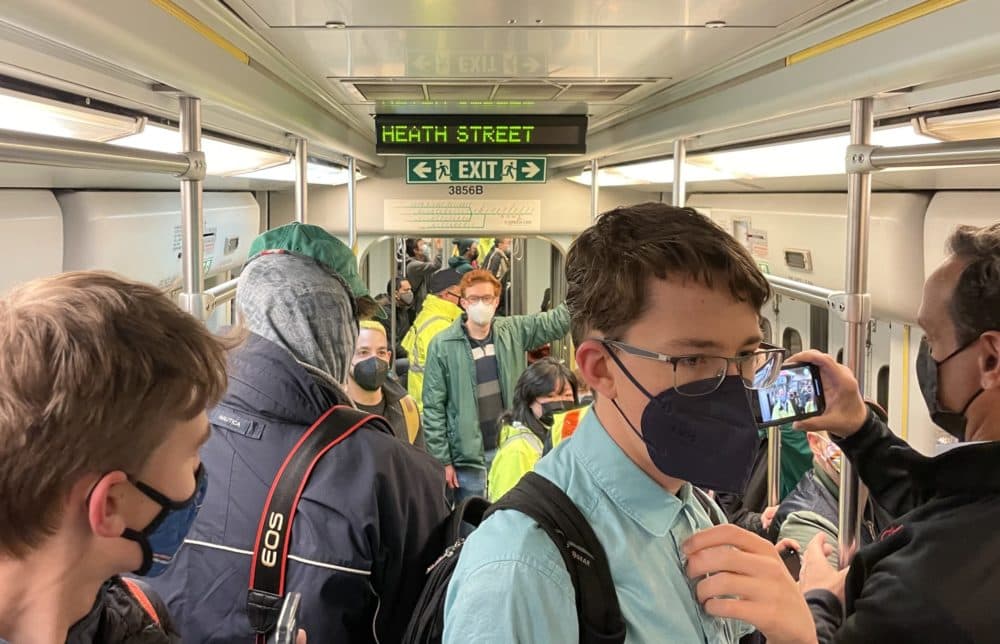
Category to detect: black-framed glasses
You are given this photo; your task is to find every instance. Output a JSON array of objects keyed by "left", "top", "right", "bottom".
[{"left": 603, "top": 340, "right": 787, "bottom": 397}]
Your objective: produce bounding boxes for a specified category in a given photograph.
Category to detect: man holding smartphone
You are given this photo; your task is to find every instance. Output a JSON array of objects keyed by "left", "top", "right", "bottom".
[{"left": 683, "top": 222, "right": 1000, "bottom": 643}]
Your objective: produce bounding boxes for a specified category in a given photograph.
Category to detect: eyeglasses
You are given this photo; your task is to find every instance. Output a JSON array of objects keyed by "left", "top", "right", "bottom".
[
  {"left": 603, "top": 340, "right": 787, "bottom": 397},
  {"left": 445, "top": 290, "right": 462, "bottom": 299},
  {"left": 464, "top": 295, "right": 496, "bottom": 305}
]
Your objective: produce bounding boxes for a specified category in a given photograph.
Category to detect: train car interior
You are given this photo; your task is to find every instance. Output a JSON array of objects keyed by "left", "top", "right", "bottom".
[{"left": 1, "top": 1, "right": 1000, "bottom": 639}]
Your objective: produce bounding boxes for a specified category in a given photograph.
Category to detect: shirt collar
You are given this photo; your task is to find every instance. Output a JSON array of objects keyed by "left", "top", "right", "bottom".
[{"left": 567, "top": 410, "right": 686, "bottom": 537}]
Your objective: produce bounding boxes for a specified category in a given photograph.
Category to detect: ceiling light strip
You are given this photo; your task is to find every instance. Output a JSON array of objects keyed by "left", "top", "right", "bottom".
[
  {"left": 148, "top": 0, "right": 250, "bottom": 65},
  {"left": 786, "top": 0, "right": 965, "bottom": 66}
]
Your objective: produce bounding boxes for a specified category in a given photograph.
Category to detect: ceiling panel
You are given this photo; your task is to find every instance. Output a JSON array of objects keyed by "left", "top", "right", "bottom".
[
  {"left": 274, "top": 27, "right": 795, "bottom": 80},
  {"left": 242, "top": 0, "right": 848, "bottom": 29}
]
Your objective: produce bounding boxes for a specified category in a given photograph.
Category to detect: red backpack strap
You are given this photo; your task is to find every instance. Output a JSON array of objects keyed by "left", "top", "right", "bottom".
[
  {"left": 246, "top": 405, "right": 390, "bottom": 640},
  {"left": 121, "top": 577, "right": 160, "bottom": 626}
]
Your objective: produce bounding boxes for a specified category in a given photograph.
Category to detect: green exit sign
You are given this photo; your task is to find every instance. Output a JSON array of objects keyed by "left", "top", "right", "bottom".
[{"left": 406, "top": 157, "right": 546, "bottom": 184}]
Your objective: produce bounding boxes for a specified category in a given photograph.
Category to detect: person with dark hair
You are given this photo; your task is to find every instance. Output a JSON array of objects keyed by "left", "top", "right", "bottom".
[
  {"left": 401, "top": 268, "right": 464, "bottom": 415},
  {"left": 381, "top": 275, "right": 415, "bottom": 343},
  {"left": 449, "top": 238, "right": 479, "bottom": 275},
  {"left": 445, "top": 203, "right": 783, "bottom": 642},
  {"left": 405, "top": 237, "right": 443, "bottom": 311},
  {"left": 684, "top": 222, "right": 1000, "bottom": 643},
  {"left": 487, "top": 358, "right": 578, "bottom": 500},
  {"left": 482, "top": 237, "right": 512, "bottom": 316}
]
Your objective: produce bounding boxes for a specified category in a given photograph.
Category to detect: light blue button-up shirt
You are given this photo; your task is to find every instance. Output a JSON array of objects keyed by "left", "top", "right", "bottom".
[{"left": 444, "top": 410, "right": 752, "bottom": 643}]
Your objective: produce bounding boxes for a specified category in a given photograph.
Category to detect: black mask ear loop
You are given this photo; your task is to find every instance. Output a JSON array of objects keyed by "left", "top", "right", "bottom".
[{"left": 601, "top": 341, "right": 658, "bottom": 443}]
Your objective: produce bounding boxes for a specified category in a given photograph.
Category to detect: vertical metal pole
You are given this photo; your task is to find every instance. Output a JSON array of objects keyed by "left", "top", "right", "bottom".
[
  {"left": 672, "top": 139, "right": 686, "bottom": 207},
  {"left": 839, "top": 97, "right": 874, "bottom": 568},
  {"left": 294, "top": 138, "right": 308, "bottom": 224},
  {"left": 590, "top": 159, "right": 599, "bottom": 222},
  {"left": 389, "top": 237, "right": 398, "bottom": 375},
  {"left": 347, "top": 156, "right": 358, "bottom": 252},
  {"left": 179, "top": 96, "right": 205, "bottom": 320},
  {"left": 766, "top": 426, "right": 782, "bottom": 507}
]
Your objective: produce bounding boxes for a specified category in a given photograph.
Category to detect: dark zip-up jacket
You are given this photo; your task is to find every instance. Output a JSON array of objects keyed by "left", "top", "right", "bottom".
[
  {"left": 65, "top": 577, "right": 178, "bottom": 644},
  {"left": 807, "top": 411, "right": 1000, "bottom": 643},
  {"left": 148, "top": 333, "right": 450, "bottom": 643}
]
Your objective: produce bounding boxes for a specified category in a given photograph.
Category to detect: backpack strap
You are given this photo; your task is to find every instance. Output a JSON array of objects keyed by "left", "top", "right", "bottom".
[
  {"left": 488, "top": 472, "right": 626, "bottom": 644},
  {"left": 121, "top": 577, "right": 160, "bottom": 626},
  {"left": 691, "top": 486, "right": 727, "bottom": 526},
  {"left": 246, "top": 405, "right": 389, "bottom": 641}
]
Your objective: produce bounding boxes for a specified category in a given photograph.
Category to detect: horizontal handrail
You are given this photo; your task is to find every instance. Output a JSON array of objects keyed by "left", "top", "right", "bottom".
[{"left": 0, "top": 128, "right": 192, "bottom": 175}]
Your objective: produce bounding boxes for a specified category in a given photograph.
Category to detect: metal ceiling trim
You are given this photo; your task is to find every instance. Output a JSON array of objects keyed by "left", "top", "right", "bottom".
[
  {"left": 176, "top": 0, "right": 372, "bottom": 136},
  {"left": 556, "top": 0, "right": 997, "bottom": 169},
  {"left": 0, "top": 0, "right": 381, "bottom": 165}
]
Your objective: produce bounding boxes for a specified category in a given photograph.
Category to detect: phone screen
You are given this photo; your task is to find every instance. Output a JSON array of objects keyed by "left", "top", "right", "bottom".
[{"left": 752, "top": 363, "right": 824, "bottom": 427}]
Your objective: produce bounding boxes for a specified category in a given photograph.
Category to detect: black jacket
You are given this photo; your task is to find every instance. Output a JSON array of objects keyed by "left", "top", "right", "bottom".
[
  {"left": 148, "top": 333, "right": 450, "bottom": 643},
  {"left": 66, "top": 577, "right": 178, "bottom": 644},
  {"left": 807, "top": 412, "right": 1000, "bottom": 643}
]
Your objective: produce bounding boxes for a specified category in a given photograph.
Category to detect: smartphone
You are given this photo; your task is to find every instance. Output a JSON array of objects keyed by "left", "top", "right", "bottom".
[
  {"left": 267, "top": 592, "right": 301, "bottom": 644},
  {"left": 780, "top": 548, "right": 802, "bottom": 581},
  {"left": 751, "top": 362, "right": 825, "bottom": 427}
]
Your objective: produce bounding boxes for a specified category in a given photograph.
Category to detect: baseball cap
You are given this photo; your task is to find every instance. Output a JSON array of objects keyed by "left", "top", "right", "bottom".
[{"left": 428, "top": 268, "right": 462, "bottom": 295}]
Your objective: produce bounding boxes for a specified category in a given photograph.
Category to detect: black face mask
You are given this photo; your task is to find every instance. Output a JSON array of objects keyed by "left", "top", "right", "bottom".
[
  {"left": 916, "top": 337, "right": 984, "bottom": 441},
  {"left": 538, "top": 401, "right": 575, "bottom": 427},
  {"left": 352, "top": 356, "right": 390, "bottom": 392},
  {"left": 605, "top": 346, "right": 759, "bottom": 493}
]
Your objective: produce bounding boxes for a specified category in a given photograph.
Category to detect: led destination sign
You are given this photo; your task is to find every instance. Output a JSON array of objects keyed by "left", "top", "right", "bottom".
[{"left": 375, "top": 115, "right": 587, "bottom": 155}]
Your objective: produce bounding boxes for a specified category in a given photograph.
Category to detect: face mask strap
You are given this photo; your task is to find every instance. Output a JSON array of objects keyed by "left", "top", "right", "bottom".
[
  {"left": 131, "top": 464, "right": 205, "bottom": 511},
  {"left": 960, "top": 387, "right": 986, "bottom": 416}
]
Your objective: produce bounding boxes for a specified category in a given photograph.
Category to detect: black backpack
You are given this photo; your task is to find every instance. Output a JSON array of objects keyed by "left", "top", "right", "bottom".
[{"left": 403, "top": 471, "right": 627, "bottom": 644}]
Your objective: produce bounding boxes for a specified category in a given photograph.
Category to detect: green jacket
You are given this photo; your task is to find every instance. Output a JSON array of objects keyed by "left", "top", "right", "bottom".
[{"left": 422, "top": 304, "right": 571, "bottom": 469}]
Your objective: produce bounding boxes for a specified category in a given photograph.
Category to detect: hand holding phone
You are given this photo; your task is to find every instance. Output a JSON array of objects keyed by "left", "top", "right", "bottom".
[
  {"left": 267, "top": 592, "right": 301, "bottom": 644},
  {"left": 751, "top": 362, "right": 826, "bottom": 427}
]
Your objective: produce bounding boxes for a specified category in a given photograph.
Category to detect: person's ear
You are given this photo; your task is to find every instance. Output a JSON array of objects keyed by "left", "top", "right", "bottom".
[
  {"left": 576, "top": 340, "right": 617, "bottom": 400},
  {"left": 805, "top": 432, "right": 825, "bottom": 456},
  {"left": 979, "top": 331, "right": 1000, "bottom": 390},
  {"left": 86, "top": 471, "right": 131, "bottom": 538}
]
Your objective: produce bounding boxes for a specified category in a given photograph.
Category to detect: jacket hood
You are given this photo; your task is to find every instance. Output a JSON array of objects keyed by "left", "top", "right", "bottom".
[
  {"left": 237, "top": 252, "right": 358, "bottom": 386},
  {"left": 220, "top": 332, "right": 349, "bottom": 426}
]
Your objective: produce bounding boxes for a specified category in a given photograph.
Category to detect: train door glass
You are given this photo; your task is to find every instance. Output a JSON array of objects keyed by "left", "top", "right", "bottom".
[
  {"left": 783, "top": 328, "right": 803, "bottom": 355},
  {"left": 877, "top": 365, "right": 890, "bottom": 414},
  {"left": 809, "top": 305, "right": 829, "bottom": 352}
]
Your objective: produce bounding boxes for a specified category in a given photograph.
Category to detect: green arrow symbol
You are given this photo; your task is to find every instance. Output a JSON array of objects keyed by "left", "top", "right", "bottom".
[
  {"left": 412, "top": 161, "right": 431, "bottom": 179},
  {"left": 522, "top": 161, "right": 541, "bottom": 179}
]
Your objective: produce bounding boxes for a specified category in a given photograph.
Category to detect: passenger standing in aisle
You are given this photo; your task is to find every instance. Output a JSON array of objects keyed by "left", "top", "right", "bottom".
[
  {"left": 405, "top": 237, "right": 443, "bottom": 311},
  {"left": 482, "top": 237, "right": 512, "bottom": 316},
  {"left": 448, "top": 238, "right": 479, "bottom": 275},
  {"left": 0, "top": 271, "right": 232, "bottom": 644},
  {"left": 683, "top": 222, "right": 1000, "bottom": 643},
  {"left": 444, "top": 203, "right": 783, "bottom": 642},
  {"left": 422, "top": 269, "right": 571, "bottom": 501},
  {"left": 348, "top": 320, "right": 424, "bottom": 448},
  {"left": 401, "top": 268, "right": 464, "bottom": 414},
  {"left": 488, "top": 358, "right": 578, "bottom": 501},
  {"left": 150, "top": 225, "right": 450, "bottom": 643}
]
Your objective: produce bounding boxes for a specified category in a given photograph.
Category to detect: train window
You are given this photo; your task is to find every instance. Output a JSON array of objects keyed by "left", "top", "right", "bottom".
[
  {"left": 760, "top": 318, "right": 773, "bottom": 345},
  {"left": 836, "top": 348, "right": 844, "bottom": 364},
  {"left": 809, "top": 305, "right": 829, "bottom": 352},
  {"left": 877, "top": 366, "right": 890, "bottom": 414},
  {"left": 782, "top": 328, "right": 803, "bottom": 355}
]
